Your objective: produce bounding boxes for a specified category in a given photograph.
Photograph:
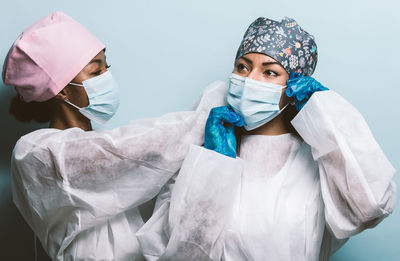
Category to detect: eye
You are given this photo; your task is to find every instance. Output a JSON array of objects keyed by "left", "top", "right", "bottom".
[
  {"left": 91, "top": 70, "right": 102, "bottom": 76},
  {"left": 236, "top": 63, "right": 249, "bottom": 73},
  {"left": 91, "top": 64, "right": 111, "bottom": 76},
  {"left": 264, "top": 70, "right": 278, "bottom": 77}
]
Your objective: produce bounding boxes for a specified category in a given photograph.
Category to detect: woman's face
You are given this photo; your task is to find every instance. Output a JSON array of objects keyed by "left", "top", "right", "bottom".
[
  {"left": 63, "top": 50, "right": 109, "bottom": 108},
  {"left": 233, "top": 52, "right": 290, "bottom": 108}
]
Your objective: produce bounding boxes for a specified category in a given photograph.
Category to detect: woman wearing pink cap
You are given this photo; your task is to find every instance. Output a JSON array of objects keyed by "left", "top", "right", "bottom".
[{"left": 3, "top": 11, "right": 226, "bottom": 261}]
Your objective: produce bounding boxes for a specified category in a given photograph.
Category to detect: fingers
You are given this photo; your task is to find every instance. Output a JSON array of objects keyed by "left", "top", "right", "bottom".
[
  {"left": 225, "top": 124, "right": 235, "bottom": 139},
  {"left": 209, "top": 106, "right": 244, "bottom": 127},
  {"left": 286, "top": 74, "right": 329, "bottom": 112},
  {"left": 286, "top": 75, "right": 328, "bottom": 101},
  {"left": 205, "top": 106, "right": 241, "bottom": 158},
  {"left": 289, "top": 72, "right": 302, "bottom": 79},
  {"left": 285, "top": 84, "right": 296, "bottom": 98},
  {"left": 223, "top": 124, "right": 237, "bottom": 158}
]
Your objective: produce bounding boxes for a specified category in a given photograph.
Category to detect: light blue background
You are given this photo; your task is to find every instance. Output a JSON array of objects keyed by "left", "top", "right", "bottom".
[{"left": 0, "top": 0, "right": 399, "bottom": 260}]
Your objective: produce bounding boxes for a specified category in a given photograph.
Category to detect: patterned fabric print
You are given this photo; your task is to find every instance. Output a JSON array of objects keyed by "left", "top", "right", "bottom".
[{"left": 236, "top": 17, "right": 318, "bottom": 76}]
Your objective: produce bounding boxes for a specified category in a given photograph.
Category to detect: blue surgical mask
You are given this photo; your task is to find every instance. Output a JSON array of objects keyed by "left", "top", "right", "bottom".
[
  {"left": 65, "top": 71, "right": 120, "bottom": 124},
  {"left": 227, "top": 73, "right": 289, "bottom": 131}
]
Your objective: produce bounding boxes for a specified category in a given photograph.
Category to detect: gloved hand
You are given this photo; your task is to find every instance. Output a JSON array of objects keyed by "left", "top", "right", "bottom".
[
  {"left": 286, "top": 72, "right": 329, "bottom": 111},
  {"left": 204, "top": 106, "right": 244, "bottom": 158}
]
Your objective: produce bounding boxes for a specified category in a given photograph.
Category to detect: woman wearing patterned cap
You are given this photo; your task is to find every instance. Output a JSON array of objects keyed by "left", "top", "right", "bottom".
[
  {"left": 136, "top": 17, "right": 396, "bottom": 261},
  {"left": 3, "top": 11, "right": 229, "bottom": 261}
]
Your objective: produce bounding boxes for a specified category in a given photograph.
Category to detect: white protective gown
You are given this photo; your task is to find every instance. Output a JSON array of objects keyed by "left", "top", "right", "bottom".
[
  {"left": 11, "top": 81, "right": 228, "bottom": 261},
  {"left": 136, "top": 89, "right": 397, "bottom": 261}
]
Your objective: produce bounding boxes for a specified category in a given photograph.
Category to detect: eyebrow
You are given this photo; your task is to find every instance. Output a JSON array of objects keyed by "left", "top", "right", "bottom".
[
  {"left": 240, "top": 56, "right": 253, "bottom": 65},
  {"left": 88, "top": 59, "right": 103, "bottom": 65},
  {"left": 239, "top": 56, "right": 280, "bottom": 66},
  {"left": 262, "top": 61, "right": 280, "bottom": 66}
]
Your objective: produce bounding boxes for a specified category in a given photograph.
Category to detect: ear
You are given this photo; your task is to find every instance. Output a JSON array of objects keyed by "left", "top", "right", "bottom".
[{"left": 54, "top": 88, "right": 68, "bottom": 101}]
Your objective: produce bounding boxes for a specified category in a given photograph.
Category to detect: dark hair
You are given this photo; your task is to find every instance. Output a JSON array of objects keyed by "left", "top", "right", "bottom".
[
  {"left": 9, "top": 95, "right": 53, "bottom": 123},
  {"left": 282, "top": 104, "right": 300, "bottom": 135}
]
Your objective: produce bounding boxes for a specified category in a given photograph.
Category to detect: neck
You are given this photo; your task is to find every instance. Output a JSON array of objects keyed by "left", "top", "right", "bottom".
[
  {"left": 49, "top": 100, "right": 92, "bottom": 131},
  {"left": 244, "top": 114, "right": 292, "bottom": 136}
]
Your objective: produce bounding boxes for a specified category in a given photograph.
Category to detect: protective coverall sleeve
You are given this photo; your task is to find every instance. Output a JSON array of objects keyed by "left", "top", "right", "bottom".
[
  {"left": 291, "top": 90, "right": 396, "bottom": 239},
  {"left": 11, "top": 81, "right": 228, "bottom": 260},
  {"left": 136, "top": 145, "right": 243, "bottom": 261},
  {"left": 135, "top": 177, "right": 175, "bottom": 261}
]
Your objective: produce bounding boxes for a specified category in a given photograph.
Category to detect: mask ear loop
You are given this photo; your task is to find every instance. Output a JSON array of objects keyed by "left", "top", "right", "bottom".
[
  {"left": 64, "top": 98, "right": 107, "bottom": 125},
  {"left": 280, "top": 102, "right": 290, "bottom": 112},
  {"left": 64, "top": 82, "right": 85, "bottom": 109},
  {"left": 68, "top": 82, "right": 84, "bottom": 87},
  {"left": 64, "top": 98, "right": 82, "bottom": 110},
  {"left": 281, "top": 86, "right": 295, "bottom": 108}
]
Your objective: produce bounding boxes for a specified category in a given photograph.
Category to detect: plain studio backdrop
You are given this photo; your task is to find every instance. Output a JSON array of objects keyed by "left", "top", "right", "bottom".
[{"left": 0, "top": 0, "right": 399, "bottom": 260}]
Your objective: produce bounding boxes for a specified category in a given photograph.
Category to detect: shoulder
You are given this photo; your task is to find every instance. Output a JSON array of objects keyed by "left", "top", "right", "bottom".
[
  {"left": 11, "top": 128, "right": 89, "bottom": 182},
  {"left": 14, "top": 129, "right": 60, "bottom": 156},
  {"left": 11, "top": 129, "right": 58, "bottom": 182},
  {"left": 12, "top": 128, "right": 80, "bottom": 166}
]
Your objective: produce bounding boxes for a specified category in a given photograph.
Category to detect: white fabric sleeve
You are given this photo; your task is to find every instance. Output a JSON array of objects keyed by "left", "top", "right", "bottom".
[
  {"left": 11, "top": 81, "right": 229, "bottom": 260},
  {"left": 291, "top": 90, "right": 396, "bottom": 239},
  {"left": 136, "top": 178, "right": 175, "bottom": 261}
]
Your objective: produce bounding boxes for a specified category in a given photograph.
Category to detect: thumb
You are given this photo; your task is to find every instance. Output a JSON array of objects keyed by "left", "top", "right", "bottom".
[{"left": 225, "top": 124, "right": 237, "bottom": 154}]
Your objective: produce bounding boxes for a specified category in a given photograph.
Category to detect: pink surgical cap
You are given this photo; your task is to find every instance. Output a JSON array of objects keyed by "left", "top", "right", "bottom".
[{"left": 2, "top": 11, "right": 105, "bottom": 102}]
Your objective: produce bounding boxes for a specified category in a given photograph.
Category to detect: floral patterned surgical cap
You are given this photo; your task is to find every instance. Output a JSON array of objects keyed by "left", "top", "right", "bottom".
[{"left": 236, "top": 17, "right": 318, "bottom": 76}]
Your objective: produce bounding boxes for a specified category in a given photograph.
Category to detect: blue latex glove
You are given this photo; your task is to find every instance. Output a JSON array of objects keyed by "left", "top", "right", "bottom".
[
  {"left": 286, "top": 72, "right": 329, "bottom": 111},
  {"left": 204, "top": 106, "right": 244, "bottom": 158}
]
